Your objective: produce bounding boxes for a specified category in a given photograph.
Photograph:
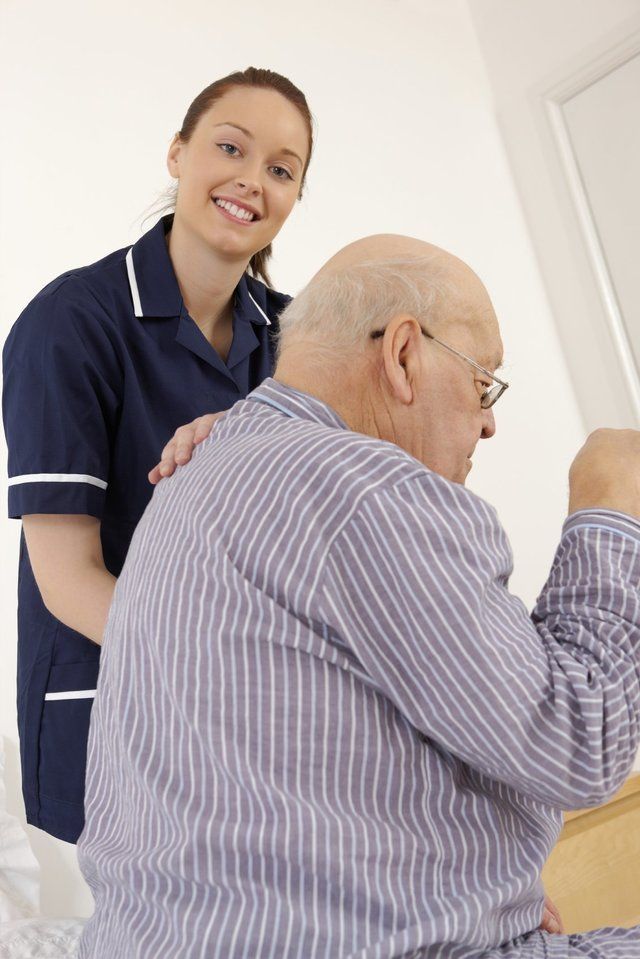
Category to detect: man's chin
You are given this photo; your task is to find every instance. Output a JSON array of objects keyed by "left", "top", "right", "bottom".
[{"left": 454, "top": 458, "right": 472, "bottom": 486}]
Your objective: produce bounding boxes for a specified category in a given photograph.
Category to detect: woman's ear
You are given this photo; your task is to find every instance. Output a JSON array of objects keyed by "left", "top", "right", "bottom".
[{"left": 166, "top": 133, "right": 182, "bottom": 179}]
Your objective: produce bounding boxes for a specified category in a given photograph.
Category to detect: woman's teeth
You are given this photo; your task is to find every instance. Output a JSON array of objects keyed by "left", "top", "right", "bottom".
[{"left": 214, "top": 198, "right": 256, "bottom": 222}]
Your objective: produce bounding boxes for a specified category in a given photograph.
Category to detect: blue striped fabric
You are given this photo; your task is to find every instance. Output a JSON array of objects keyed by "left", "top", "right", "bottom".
[{"left": 77, "top": 379, "right": 640, "bottom": 958}]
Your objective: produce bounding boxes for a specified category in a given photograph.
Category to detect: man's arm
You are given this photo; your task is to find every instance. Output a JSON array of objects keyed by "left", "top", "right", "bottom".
[
  {"left": 320, "top": 463, "right": 640, "bottom": 811},
  {"left": 22, "top": 515, "right": 116, "bottom": 645}
]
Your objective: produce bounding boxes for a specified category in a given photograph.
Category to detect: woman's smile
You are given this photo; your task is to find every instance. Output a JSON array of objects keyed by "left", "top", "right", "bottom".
[{"left": 212, "top": 196, "right": 262, "bottom": 225}]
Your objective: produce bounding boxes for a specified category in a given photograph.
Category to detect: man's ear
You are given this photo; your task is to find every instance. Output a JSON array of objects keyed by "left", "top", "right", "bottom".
[
  {"left": 381, "top": 314, "right": 421, "bottom": 406},
  {"left": 166, "top": 133, "right": 182, "bottom": 180}
]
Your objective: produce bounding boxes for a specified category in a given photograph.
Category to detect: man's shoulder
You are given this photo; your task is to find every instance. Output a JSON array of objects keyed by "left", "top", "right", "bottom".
[
  {"left": 321, "top": 428, "right": 427, "bottom": 492},
  {"left": 225, "top": 403, "right": 428, "bottom": 500},
  {"left": 216, "top": 394, "right": 501, "bottom": 531},
  {"left": 301, "top": 427, "right": 501, "bottom": 532}
]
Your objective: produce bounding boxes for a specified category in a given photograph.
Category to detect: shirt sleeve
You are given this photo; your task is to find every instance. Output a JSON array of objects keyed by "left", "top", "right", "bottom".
[
  {"left": 319, "top": 473, "right": 640, "bottom": 810},
  {"left": 2, "top": 284, "right": 122, "bottom": 519}
]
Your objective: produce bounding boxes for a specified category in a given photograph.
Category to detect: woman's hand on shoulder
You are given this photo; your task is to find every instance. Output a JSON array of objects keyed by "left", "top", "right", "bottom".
[{"left": 148, "top": 412, "right": 225, "bottom": 484}]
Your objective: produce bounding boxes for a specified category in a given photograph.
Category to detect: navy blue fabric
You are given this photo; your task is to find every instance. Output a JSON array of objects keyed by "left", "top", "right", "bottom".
[{"left": 2, "top": 214, "right": 290, "bottom": 843}]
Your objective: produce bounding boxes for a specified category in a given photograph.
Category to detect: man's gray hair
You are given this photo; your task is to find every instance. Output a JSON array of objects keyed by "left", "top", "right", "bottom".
[{"left": 277, "top": 256, "right": 453, "bottom": 356}]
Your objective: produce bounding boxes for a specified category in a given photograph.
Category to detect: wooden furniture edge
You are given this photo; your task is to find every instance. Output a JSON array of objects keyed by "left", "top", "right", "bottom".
[{"left": 560, "top": 772, "right": 640, "bottom": 837}]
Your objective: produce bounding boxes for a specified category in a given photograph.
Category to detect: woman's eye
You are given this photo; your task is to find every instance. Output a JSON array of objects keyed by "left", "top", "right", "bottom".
[
  {"left": 270, "top": 166, "right": 293, "bottom": 180},
  {"left": 218, "top": 143, "right": 240, "bottom": 156},
  {"left": 216, "top": 145, "right": 293, "bottom": 180}
]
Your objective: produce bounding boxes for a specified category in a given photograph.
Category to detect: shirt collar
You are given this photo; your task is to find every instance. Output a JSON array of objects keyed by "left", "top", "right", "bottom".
[
  {"left": 247, "top": 378, "right": 349, "bottom": 432},
  {"left": 126, "top": 213, "right": 272, "bottom": 326}
]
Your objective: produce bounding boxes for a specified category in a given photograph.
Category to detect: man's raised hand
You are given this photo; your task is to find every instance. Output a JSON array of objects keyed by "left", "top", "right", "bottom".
[{"left": 569, "top": 428, "right": 640, "bottom": 519}]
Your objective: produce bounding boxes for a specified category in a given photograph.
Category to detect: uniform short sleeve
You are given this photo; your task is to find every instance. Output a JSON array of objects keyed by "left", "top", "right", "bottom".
[{"left": 2, "top": 284, "right": 122, "bottom": 519}]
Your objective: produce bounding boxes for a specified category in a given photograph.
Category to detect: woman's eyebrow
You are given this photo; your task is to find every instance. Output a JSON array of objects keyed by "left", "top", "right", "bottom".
[
  {"left": 213, "top": 122, "right": 304, "bottom": 167},
  {"left": 214, "top": 121, "right": 253, "bottom": 137}
]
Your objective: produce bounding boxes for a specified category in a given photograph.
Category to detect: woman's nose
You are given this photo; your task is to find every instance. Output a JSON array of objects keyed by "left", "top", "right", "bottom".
[{"left": 235, "top": 173, "right": 262, "bottom": 195}]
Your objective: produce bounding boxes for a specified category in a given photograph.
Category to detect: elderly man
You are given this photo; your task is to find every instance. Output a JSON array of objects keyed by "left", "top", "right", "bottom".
[{"left": 77, "top": 236, "right": 640, "bottom": 958}]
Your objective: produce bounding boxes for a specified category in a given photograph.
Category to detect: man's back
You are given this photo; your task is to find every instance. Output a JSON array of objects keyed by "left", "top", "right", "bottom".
[{"left": 77, "top": 379, "right": 640, "bottom": 959}]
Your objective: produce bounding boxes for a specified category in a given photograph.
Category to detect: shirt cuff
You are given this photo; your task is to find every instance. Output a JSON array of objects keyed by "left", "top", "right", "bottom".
[{"left": 563, "top": 508, "right": 640, "bottom": 545}]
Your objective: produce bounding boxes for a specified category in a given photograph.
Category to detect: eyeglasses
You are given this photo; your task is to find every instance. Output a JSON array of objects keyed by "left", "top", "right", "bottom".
[{"left": 370, "top": 326, "right": 509, "bottom": 409}]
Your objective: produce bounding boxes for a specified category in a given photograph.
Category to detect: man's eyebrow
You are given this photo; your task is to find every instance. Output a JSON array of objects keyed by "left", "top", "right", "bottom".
[
  {"left": 482, "top": 354, "right": 504, "bottom": 374},
  {"left": 213, "top": 122, "right": 304, "bottom": 167}
]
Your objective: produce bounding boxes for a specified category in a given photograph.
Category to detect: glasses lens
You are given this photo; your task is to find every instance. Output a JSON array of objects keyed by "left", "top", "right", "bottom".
[{"left": 481, "top": 386, "right": 502, "bottom": 409}]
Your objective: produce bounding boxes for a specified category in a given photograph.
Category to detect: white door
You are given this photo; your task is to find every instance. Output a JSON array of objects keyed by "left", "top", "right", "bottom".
[{"left": 469, "top": 0, "right": 640, "bottom": 431}]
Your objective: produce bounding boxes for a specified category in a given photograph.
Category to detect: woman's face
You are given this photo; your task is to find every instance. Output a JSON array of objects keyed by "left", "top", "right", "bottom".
[{"left": 167, "top": 86, "right": 309, "bottom": 261}]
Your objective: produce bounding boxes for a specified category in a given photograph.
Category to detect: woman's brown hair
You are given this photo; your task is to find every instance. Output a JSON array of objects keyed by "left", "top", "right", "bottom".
[{"left": 176, "top": 67, "right": 314, "bottom": 287}]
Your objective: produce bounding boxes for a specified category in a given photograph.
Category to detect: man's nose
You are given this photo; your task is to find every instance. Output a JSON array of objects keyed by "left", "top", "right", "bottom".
[{"left": 480, "top": 406, "right": 496, "bottom": 439}]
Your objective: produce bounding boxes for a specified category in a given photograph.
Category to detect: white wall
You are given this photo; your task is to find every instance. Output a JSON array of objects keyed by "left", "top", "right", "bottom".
[{"left": 0, "top": 0, "right": 589, "bottom": 918}]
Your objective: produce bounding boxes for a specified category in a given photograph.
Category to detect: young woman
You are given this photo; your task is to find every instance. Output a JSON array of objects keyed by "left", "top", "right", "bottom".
[{"left": 2, "top": 67, "right": 313, "bottom": 844}]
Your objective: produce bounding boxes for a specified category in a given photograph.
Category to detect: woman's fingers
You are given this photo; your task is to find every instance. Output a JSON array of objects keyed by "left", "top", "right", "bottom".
[
  {"left": 147, "top": 424, "right": 196, "bottom": 485},
  {"left": 148, "top": 412, "right": 225, "bottom": 485},
  {"left": 193, "top": 413, "right": 221, "bottom": 443},
  {"left": 174, "top": 429, "right": 195, "bottom": 464},
  {"left": 175, "top": 414, "right": 221, "bottom": 460}
]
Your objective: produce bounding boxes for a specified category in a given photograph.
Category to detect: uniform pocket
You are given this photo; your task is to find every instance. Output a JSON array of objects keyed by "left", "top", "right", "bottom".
[{"left": 39, "top": 661, "right": 100, "bottom": 806}]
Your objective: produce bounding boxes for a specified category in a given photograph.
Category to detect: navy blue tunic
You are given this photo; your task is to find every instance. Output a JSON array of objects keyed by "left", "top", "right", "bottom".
[{"left": 2, "top": 214, "right": 290, "bottom": 842}]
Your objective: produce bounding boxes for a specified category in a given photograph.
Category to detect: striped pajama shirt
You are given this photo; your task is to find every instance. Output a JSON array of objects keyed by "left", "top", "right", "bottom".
[{"left": 77, "top": 378, "right": 640, "bottom": 958}]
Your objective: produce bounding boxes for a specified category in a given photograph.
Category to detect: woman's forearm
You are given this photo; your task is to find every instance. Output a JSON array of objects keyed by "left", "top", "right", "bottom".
[
  {"left": 22, "top": 514, "right": 117, "bottom": 646},
  {"left": 44, "top": 561, "right": 117, "bottom": 645}
]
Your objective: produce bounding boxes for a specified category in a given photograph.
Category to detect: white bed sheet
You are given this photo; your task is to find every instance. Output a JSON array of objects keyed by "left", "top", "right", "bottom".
[
  {"left": 0, "top": 738, "right": 85, "bottom": 957},
  {"left": 0, "top": 917, "right": 85, "bottom": 958}
]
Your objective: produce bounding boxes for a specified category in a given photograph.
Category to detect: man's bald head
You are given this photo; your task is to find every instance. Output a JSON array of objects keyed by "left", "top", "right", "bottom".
[
  {"left": 316, "top": 234, "right": 444, "bottom": 277},
  {"left": 274, "top": 233, "right": 504, "bottom": 485},
  {"left": 278, "top": 234, "right": 500, "bottom": 366}
]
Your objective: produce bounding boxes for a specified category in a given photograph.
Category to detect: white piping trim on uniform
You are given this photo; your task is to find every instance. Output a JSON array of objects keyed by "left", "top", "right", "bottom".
[
  {"left": 44, "top": 689, "right": 97, "bottom": 701},
  {"left": 126, "top": 247, "right": 144, "bottom": 317},
  {"left": 247, "top": 291, "right": 271, "bottom": 326},
  {"left": 8, "top": 473, "right": 108, "bottom": 490}
]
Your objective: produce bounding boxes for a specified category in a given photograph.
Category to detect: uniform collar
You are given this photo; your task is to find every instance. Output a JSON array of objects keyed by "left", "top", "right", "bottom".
[
  {"left": 248, "top": 378, "right": 349, "bottom": 432},
  {"left": 126, "top": 213, "right": 271, "bottom": 327}
]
